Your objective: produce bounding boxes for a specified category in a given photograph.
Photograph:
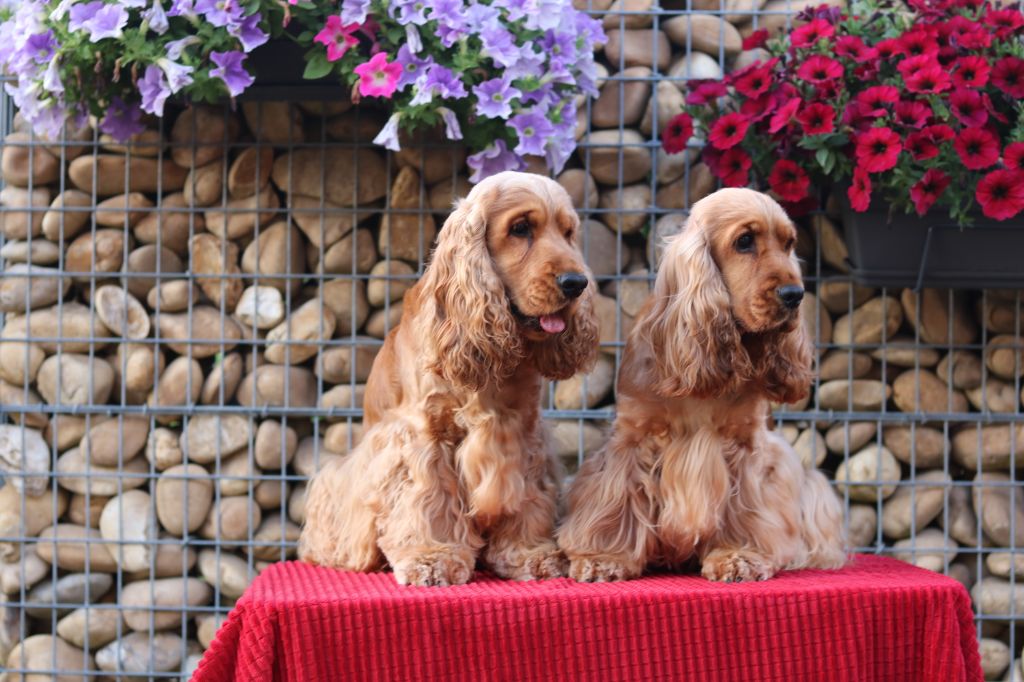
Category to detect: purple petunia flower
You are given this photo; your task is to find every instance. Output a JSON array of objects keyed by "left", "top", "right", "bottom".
[
  {"left": 99, "top": 97, "right": 145, "bottom": 142},
  {"left": 545, "top": 133, "right": 575, "bottom": 175},
  {"left": 541, "top": 30, "right": 576, "bottom": 61},
  {"left": 574, "top": 11, "right": 607, "bottom": 47},
  {"left": 167, "top": 0, "right": 197, "bottom": 19},
  {"left": 509, "top": 110, "right": 555, "bottom": 156},
  {"left": 121, "top": 0, "right": 149, "bottom": 8},
  {"left": 138, "top": 64, "right": 171, "bottom": 116},
  {"left": 158, "top": 57, "right": 193, "bottom": 93},
  {"left": 392, "top": 0, "right": 429, "bottom": 25},
  {"left": 437, "top": 107, "right": 462, "bottom": 140},
  {"left": 210, "top": 50, "right": 254, "bottom": 97},
  {"left": 396, "top": 44, "right": 434, "bottom": 90},
  {"left": 466, "top": 140, "right": 526, "bottom": 183},
  {"left": 68, "top": 1, "right": 129, "bottom": 41},
  {"left": 405, "top": 25, "right": 422, "bottom": 54},
  {"left": 480, "top": 26, "right": 522, "bottom": 68},
  {"left": 165, "top": 36, "right": 199, "bottom": 60},
  {"left": 409, "top": 63, "right": 466, "bottom": 105},
  {"left": 504, "top": 51, "right": 545, "bottom": 81},
  {"left": 341, "top": 0, "right": 371, "bottom": 25},
  {"left": 24, "top": 32, "right": 56, "bottom": 65},
  {"left": 229, "top": 12, "right": 268, "bottom": 52},
  {"left": 493, "top": 0, "right": 534, "bottom": 22},
  {"left": 524, "top": 0, "right": 564, "bottom": 31},
  {"left": 143, "top": 0, "right": 170, "bottom": 34},
  {"left": 464, "top": 3, "right": 500, "bottom": 32},
  {"left": 42, "top": 57, "right": 62, "bottom": 95},
  {"left": 520, "top": 81, "right": 557, "bottom": 107},
  {"left": 372, "top": 113, "right": 402, "bottom": 151},
  {"left": 430, "top": 0, "right": 467, "bottom": 46},
  {"left": 194, "top": 0, "right": 244, "bottom": 27},
  {"left": 473, "top": 76, "right": 521, "bottom": 119}
]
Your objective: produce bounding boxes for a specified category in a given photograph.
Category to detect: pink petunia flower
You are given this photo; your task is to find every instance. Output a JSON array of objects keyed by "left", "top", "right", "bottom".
[
  {"left": 353, "top": 52, "right": 403, "bottom": 98},
  {"left": 315, "top": 16, "right": 361, "bottom": 62}
]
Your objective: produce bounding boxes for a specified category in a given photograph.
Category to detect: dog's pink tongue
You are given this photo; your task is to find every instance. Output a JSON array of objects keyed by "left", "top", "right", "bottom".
[{"left": 539, "top": 314, "right": 566, "bottom": 334}]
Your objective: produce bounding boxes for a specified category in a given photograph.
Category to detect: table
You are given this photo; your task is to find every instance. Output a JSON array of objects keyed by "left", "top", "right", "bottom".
[{"left": 192, "top": 555, "right": 982, "bottom": 682}]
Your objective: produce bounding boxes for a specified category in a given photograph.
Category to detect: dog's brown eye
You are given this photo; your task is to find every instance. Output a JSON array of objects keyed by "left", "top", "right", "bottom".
[
  {"left": 564, "top": 229, "right": 574, "bottom": 241},
  {"left": 735, "top": 233, "right": 755, "bottom": 253},
  {"left": 509, "top": 219, "right": 531, "bottom": 237},
  {"left": 785, "top": 237, "right": 796, "bottom": 251}
]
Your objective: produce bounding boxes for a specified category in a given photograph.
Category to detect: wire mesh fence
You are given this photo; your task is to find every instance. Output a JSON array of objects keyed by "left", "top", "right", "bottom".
[{"left": 0, "top": 1, "right": 1021, "bottom": 679}]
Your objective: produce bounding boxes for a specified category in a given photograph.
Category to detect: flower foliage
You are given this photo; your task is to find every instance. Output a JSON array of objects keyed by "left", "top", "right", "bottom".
[
  {"left": 676, "top": 0, "right": 1024, "bottom": 225},
  {"left": 0, "top": 0, "right": 605, "bottom": 182}
]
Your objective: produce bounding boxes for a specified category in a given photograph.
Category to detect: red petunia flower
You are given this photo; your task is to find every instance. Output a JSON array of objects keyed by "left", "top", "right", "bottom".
[
  {"left": 767, "top": 160, "right": 810, "bottom": 202},
  {"left": 848, "top": 166, "right": 872, "bottom": 211},
  {"left": 904, "top": 65, "right": 952, "bottom": 94},
  {"left": 983, "top": 9, "right": 1024, "bottom": 39},
  {"left": 742, "top": 28, "right": 769, "bottom": 51},
  {"left": 685, "top": 79, "right": 728, "bottom": 106},
  {"left": 992, "top": 56, "right": 1024, "bottom": 98},
  {"left": 662, "top": 113, "right": 693, "bottom": 154},
  {"left": 893, "top": 100, "right": 931, "bottom": 129},
  {"left": 708, "top": 113, "right": 751, "bottom": 150},
  {"left": 875, "top": 38, "right": 905, "bottom": 61},
  {"left": 976, "top": 169, "right": 1024, "bottom": 220},
  {"left": 982, "top": 92, "right": 1008, "bottom": 124},
  {"left": 910, "top": 169, "right": 951, "bottom": 215},
  {"left": 791, "top": 19, "right": 834, "bottom": 48},
  {"left": 835, "top": 35, "right": 877, "bottom": 63},
  {"left": 952, "top": 56, "right": 990, "bottom": 88},
  {"left": 1004, "top": 142, "right": 1024, "bottom": 170},
  {"left": 898, "top": 27, "right": 940, "bottom": 58},
  {"left": 945, "top": 15, "right": 992, "bottom": 49},
  {"left": 717, "top": 148, "right": 753, "bottom": 187},
  {"left": 768, "top": 97, "right": 801, "bottom": 134},
  {"left": 904, "top": 131, "right": 939, "bottom": 160},
  {"left": 796, "top": 55, "right": 843, "bottom": 84},
  {"left": 731, "top": 61, "right": 774, "bottom": 98},
  {"left": 856, "top": 85, "right": 899, "bottom": 109},
  {"left": 897, "top": 54, "right": 938, "bottom": 78},
  {"left": 780, "top": 196, "right": 820, "bottom": 218},
  {"left": 909, "top": 0, "right": 954, "bottom": 18},
  {"left": 854, "top": 61, "right": 880, "bottom": 82},
  {"left": 954, "top": 127, "right": 1000, "bottom": 170},
  {"left": 843, "top": 100, "right": 883, "bottom": 132},
  {"left": 949, "top": 88, "right": 988, "bottom": 128},
  {"left": 855, "top": 127, "right": 902, "bottom": 173},
  {"left": 797, "top": 102, "right": 835, "bottom": 135},
  {"left": 923, "top": 124, "right": 955, "bottom": 144}
]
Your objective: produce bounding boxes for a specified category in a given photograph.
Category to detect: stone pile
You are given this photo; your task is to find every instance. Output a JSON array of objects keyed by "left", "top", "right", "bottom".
[{"left": 0, "top": 1, "right": 1020, "bottom": 679}]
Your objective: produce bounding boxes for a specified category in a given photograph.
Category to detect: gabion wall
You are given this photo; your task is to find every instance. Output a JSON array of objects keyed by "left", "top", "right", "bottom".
[{"left": 0, "top": 1, "right": 1022, "bottom": 679}]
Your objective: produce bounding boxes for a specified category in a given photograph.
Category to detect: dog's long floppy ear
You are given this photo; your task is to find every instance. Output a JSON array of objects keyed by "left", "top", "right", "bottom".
[
  {"left": 421, "top": 191, "right": 523, "bottom": 392},
  {"left": 532, "top": 278, "right": 599, "bottom": 380},
  {"left": 638, "top": 211, "right": 750, "bottom": 398}
]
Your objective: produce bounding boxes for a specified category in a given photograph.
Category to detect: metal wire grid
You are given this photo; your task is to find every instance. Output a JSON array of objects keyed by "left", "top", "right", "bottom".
[{"left": 0, "top": 1, "right": 1018, "bottom": 679}]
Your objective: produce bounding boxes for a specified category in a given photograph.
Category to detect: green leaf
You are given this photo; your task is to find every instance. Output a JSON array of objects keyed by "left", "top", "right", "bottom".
[
  {"left": 303, "top": 53, "right": 333, "bottom": 80},
  {"left": 815, "top": 147, "right": 830, "bottom": 170}
]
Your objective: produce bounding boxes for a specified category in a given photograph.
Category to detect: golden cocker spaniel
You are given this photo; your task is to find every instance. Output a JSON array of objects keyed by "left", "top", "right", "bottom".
[
  {"left": 299, "top": 171, "right": 599, "bottom": 586},
  {"left": 558, "top": 188, "right": 847, "bottom": 583}
]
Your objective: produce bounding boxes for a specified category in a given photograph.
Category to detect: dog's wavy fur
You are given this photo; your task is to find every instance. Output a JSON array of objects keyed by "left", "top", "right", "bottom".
[
  {"left": 558, "top": 188, "right": 847, "bottom": 582},
  {"left": 299, "top": 171, "right": 599, "bottom": 586}
]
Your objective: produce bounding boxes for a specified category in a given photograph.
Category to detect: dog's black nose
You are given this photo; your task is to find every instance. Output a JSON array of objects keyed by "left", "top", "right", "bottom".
[
  {"left": 557, "top": 272, "right": 589, "bottom": 299},
  {"left": 777, "top": 284, "right": 805, "bottom": 310}
]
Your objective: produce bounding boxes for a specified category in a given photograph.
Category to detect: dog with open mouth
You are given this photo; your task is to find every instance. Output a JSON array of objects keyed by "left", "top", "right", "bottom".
[{"left": 299, "top": 171, "right": 599, "bottom": 586}]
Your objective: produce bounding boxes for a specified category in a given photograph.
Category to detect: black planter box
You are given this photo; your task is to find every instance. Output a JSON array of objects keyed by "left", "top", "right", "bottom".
[
  {"left": 838, "top": 191, "right": 1024, "bottom": 290},
  {"left": 243, "top": 39, "right": 349, "bottom": 101}
]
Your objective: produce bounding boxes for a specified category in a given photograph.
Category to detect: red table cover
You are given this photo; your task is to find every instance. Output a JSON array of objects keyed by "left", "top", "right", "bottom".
[{"left": 193, "top": 554, "right": 982, "bottom": 682}]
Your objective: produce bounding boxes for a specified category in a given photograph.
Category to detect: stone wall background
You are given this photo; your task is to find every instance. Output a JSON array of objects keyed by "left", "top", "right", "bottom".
[{"left": 0, "top": 1, "right": 1023, "bottom": 679}]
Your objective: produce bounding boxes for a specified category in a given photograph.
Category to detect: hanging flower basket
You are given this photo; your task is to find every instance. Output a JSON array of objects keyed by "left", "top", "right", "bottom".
[
  {"left": 661, "top": 0, "right": 1024, "bottom": 287},
  {"left": 0, "top": 0, "right": 606, "bottom": 182},
  {"left": 838, "top": 188, "right": 1024, "bottom": 289}
]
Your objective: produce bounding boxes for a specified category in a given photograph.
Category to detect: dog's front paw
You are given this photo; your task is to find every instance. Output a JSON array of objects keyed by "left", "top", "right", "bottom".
[
  {"left": 392, "top": 551, "right": 474, "bottom": 587},
  {"left": 490, "top": 547, "right": 567, "bottom": 581},
  {"left": 567, "top": 555, "right": 640, "bottom": 583},
  {"left": 701, "top": 550, "right": 776, "bottom": 582}
]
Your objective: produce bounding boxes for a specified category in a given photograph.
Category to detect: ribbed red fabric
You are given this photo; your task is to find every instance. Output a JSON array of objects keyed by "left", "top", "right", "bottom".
[{"left": 192, "top": 555, "right": 982, "bottom": 682}]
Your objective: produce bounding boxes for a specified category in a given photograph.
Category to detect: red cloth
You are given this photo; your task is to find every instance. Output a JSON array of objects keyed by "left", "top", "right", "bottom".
[{"left": 193, "top": 555, "right": 982, "bottom": 682}]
